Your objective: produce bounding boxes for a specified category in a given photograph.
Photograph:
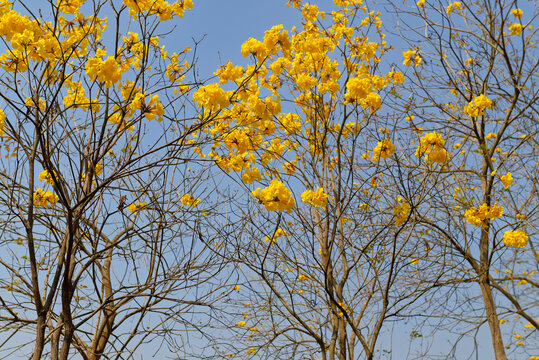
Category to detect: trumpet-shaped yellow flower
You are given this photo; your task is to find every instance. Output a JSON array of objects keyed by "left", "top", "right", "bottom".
[
  {"left": 372, "top": 139, "right": 395, "bottom": 159},
  {"left": 301, "top": 187, "right": 328, "bottom": 208},
  {"left": 181, "top": 194, "right": 201, "bottom": 207},
  {"left": 128, "top": 201, "right": 147, "bottom": 213},
  {"left": 33, "top": 188, "right": 58, "bottom": 207},
  {"left": 252, "top": 179, "right": 295, "bottom": 212},
  {"left": 502, "top": 229, "right": 528, "bottom": 248},
  {"left": 500, "top": 172, "right": 513, "bottom": 188},
  {"left": 465, "top": 203, "right": 503, "bottom": 227}
]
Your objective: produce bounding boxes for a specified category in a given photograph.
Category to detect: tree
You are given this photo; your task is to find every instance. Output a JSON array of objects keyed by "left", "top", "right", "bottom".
[
  {"left": 385, "top": 0, "right": 538, "bottom": 359},
  {"left": 188, "top": 1, "right": 435, "bottom": 359},
  {"left": 0, "top": 1, "right": 222, "bottom": 359}
]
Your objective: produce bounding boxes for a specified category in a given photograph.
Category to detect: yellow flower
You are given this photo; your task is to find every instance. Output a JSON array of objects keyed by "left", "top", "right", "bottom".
[
  {"left": 402, "top": 49, "right": 421, "bottom": 67},
  {"left": 180, "top": 194, "right": 201, "bottom": 207},
  {"left": 237, "top": 321, "right": 246, "bottom": 327},
  {"left": 251, "top": 180, "right": 295, "bottom": 212},
  {"left": 128, "top": 201, "right": 147, "bottom": 213},
  {"left": 511, "top": 9, "right": 523, "bottom": 19},
  {"left": 446, "top": 1, "right": 462, "bottom": 14},
  {"left": 508, "top": 23, "right": 523, "bottom": 36},
  {"left": 33, "top": 188, "right": 59, "bottom": 207},
  {"left": 301, "top": 187, "right": 328, "bottom": 208},
  {"left": 38, "top": 170, "right": 56, "bottom": 185},
  {"left": 246, "top": 348, "right": 257, "bottom": 355},
  {"left": 502, "top": 229, "right": 528, "bottom": 248},
  {"left": 463, "top": 94, "right": 492, "bottom": 117},
  {"left": 500, "top": 172, "right": 513, "bottom": 188},
  {"left": 394, "top": 197, "right": 410, "bottom": 225},
  {"left": 415, "top": 132, "right": 447, "bottom": 164},
  {"left": 416, "top": 0, "right": 425, "bottom": 7},
  {"left": 465, "top": 203, "right": 503, "bottom": 227},
  {"left": 0, "top": 108, "right": 5, "bottom": 136},
  {"left": 94, "top": 162, "right": 103, "bottom": 176},
  {"left": 410, "top": 258, "right": 419, "bottom": 265},
  {"left": 372, "top": 140, "right": 395, "bottom": 160}
]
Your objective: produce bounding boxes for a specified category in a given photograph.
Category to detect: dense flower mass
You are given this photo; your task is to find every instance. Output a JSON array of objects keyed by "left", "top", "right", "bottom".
[
  {"left": 500, "top": 172, "right": 513, "bottom": 188},
  {"left": 393, "top": 197, "right": 410, "bottom": 225},
  {"left": 128, "top": 201, "right": 147, "bottom": 213},
  {"left": 463, "top": 94, "right": 492, "bottom": 117},
  {"left": 33, "top": 188, "right": 58, "bottom": 207},
  {"left": 251, "top": 180, "right": 295, "bottom": 212},
  {"left": 402, "top": 50, "right": 421, "bottom": 67},
  {"left": 502, "top": 229, "right": 528, "bottom": 248},
  {"left": 192, "top": 83, "right": 231, "bottom": 112},
  {"left": 415, "top": 132, "right": 447, "bottom": 163},
  {"left": 464, "top": 203, "right": 503, "bottom": 226},
  {"left": 38, "top": 170, "right": 56, "bottom": 184},
  {"left": 301, "top": 187, "right": 328, "bottom": 208},
  {"left": 372, "top": 139, "right": 395, "bottom": 159},
  {"left": 181, "top": 193, "right": 201, "bottom": 207},
  {"left": 508, "top": 23, "right": 523, "bottom": 36}
]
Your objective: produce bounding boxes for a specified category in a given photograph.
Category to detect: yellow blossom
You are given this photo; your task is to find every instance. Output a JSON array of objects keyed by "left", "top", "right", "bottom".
[
  {"left": 33, "top": 188, "right": 59, "bottom": 207},
  {"left": 252, "top": 179, "right": 295, "bottom": 212},
  {"left": 511, "top": 9, "right": 523, "bottom": 19},
  {"left": 502, "top": 229, "right": 528, "bottom": 248},
  {"left": 372, "top": 139, "right": 395, "bottom": 159},
  {"left": 38, "top": 170, "right": 56, "bottom": 185},
  {"left": 301, "top": 187, "right": 328, "bottom": 208},
  {"left": 446, "top": 1, "right": 462, "bottom": 14},
  {"left": 128, "top": 201, "right": 147, "bottom": 213},
  {"left": 402, "top": 49, "right": 421, "bottom": 67},
  {"left": 500, "top": 172, "right": 513, "bottom": 188},
  {"left": 181, "top": 193, "right": 201, "bottom": 207},
  {"left": 508, "top": 23, "right": 523, "bottom": 36},
  {"left": 463, "top": 94, "right": 492, "bottom": 117}
]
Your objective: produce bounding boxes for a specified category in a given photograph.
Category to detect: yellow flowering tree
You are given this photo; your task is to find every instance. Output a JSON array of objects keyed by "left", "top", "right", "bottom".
[
  {"left": 390, "top": 0, "right": 538, "bottom": 359},
  {"left": 0, "top": 1, "right": 223, "bottom": 359},
  {"left": 190, "top": 1, "right": 432, "bottom": 359}
]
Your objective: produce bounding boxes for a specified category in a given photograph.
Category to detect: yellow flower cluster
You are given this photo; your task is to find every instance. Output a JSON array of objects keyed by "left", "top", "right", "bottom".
[
  {"left": 344, "top": 77, "right": 382, "bottom": 111},
  {"left": 301, "top": 187, "right": 328, "bottom": 208},
  {"left": 123, "top": 0, "right": 193, "bottom": 21},
  {"left": 0, "top": 108, "right": 5, "bottom": 136},
  {"left": 264, "top": 228, "right": 290, "bottom": 243},
  {"left": 393, "top": 196, "right": 410, "bottom": 225},
  {"left": 33, "top": 188, "right": 58, "bottom": 207},
  {"left": 62, "top": 80, "right": 90, "bottom": 111},
  {"left": 415, "top": 131, "right": 447, "bottom": 163},
  {"left": 252, "top": 180, "right": 295, "bottom": 212},
  {"left": 192, "top": 83, "right": 231, "bottom": 112},
  {"left": 85, "top": 49, "right": 123, "bottom": 88},
  {"left": 463, "top": 94, "right": 492, "bottom": 117},
  {"left": 464, "top": 203, "right": 503, "bottom": 227},
  {"left": 215, "top": 61, "right": 244, "bottom": 84},
  {"left": 38, "top": 169, "right": 56, "bottom": 185},
  {"left": 511, "top": 9, "right": 523, "bottom": 19},
  {"left": 131, "top": 93, "right": 164, "bottom": 122},
  {"left": 503, "top": 229, "right": 528, "bottom": 247},
  {"left": 128, "top": 201, "right": 147, "bottom": 213},
  {"left": 402, "top": 50, "right": 421, "bottom": 67},
  {"left": 508, "top": 23, "right": 524, "bottom": 36},
  {"left": 446, "top": 1, "right": 462, "bottom": 14},
  {"left": 57, "top": 0, "right": 84, "bottom": 14},
  {"left": 180, "top": 194, "right": 201, "bottom": 207},
  {"left": 502, "top": 229, "right": 528, "bottom": 248},
  {"left": 242, "top": 167, "right": 263, "bottom": 184},
  {"left": 500, "top": 172, "right": 513, "bottom": 188},
  {"left": 372, "top": 139, "right": 395, "bottom": 160}
]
